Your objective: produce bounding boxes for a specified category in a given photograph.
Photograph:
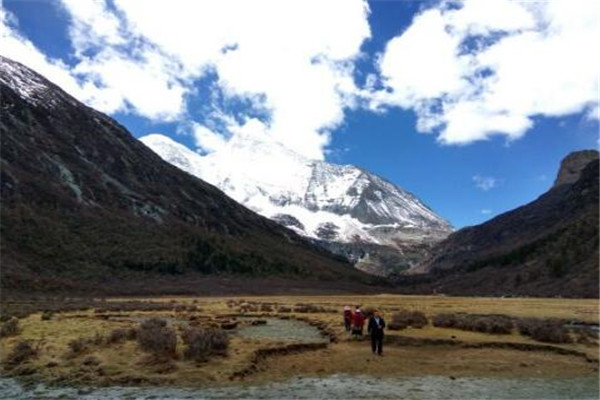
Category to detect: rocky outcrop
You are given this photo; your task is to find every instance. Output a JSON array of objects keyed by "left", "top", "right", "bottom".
[{"left": 553, "top": 150, "right": 599, "bottom": 187}]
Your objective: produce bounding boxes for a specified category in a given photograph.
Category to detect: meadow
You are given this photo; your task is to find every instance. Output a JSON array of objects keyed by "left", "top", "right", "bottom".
[{"left": 1, "top": 294, "right": 598, "bottom": 388}]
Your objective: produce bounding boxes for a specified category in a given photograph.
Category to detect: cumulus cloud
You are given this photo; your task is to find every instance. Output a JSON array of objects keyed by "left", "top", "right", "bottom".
[
  {"left": 1, "top": 0, "right": 371, "bottom": 159},
  {"left": 111, "top": 0, "right": 370, "bottom": 159},
  {"left": 373, "top": 0, "right": 600, "bottom": 145},
  {"left": 473, "top": 175, "right": 497, "bottom": 191},
  {"left": 3, "top": 0, "right": 596, "bottom": 158}
]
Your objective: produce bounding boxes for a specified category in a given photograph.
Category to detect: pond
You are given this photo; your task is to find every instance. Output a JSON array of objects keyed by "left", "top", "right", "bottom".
[
  {"left": 1, "top": 374, "right": 598, "bottom": 399},
  {"left": 235, "top": 318, "right": 328, "bottom": 343}
]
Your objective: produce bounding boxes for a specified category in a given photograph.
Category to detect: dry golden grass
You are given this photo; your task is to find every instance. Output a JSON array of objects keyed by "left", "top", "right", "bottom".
[
  {"left": 110, "top": 294, "right": 599, "bottom": 322},
  {"left": 1, "top": 294, "right": 598, "bottom": 387}
]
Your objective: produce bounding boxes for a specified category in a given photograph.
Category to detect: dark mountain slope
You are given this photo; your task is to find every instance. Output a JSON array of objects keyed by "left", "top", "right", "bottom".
[
  {"left": 0, "top": 56, "right": 375, "bottom": 295},
  {"left": 398, "top": 151, "right": 599, "bottom": 298}
]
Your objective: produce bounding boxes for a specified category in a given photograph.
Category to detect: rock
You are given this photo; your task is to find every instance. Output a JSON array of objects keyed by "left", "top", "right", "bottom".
[{"left": 554, "top": 150, "right": 599, "bottom": 187}]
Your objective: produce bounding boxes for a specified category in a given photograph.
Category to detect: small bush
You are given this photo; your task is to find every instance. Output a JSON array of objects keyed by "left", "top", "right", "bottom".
[
  {"left": 0, "top": 317, "right": 20, "bottom": 337},
  {"left": 278, "top": 306, "right": 292, "bottom": 313},
  {"left": 3, "top": 341, "right": 37, "bottom": 366},
  {"left": 82, "top": 355, "right": 101, "bottom": 366},
  {"left": 387, "top": 320, "right": 407, "bottom": 331},
  {"left": 41, "top": 311, "right": 54, "bottom": 321},
  {"left": 433, "top": 313, "right": 458, "bottom": 328},
  {"left": 126, "top": 327, "right": 137, "bottom": 340},
  {"left": 137, "top": 318, "right": 177, "bottom": 357},
  {"left": 485, "top": 316, "right": 513, "bottom": 334},
  {"left": 183, "top": 328, "right": 229, "bottom": 362},
  {"left": 389, "top": 310, "right": 428, "bottom": 330},
  {"left": 68, "top": 338, "right": 89, "bottom": 355},
  {"left": 517, "top": 318, "right": 571, "bottom": 343},
  {"left": 107, "top": 328, "right": 136, "bottom": 344},
  {"left": 433, "top": 313, "right": 512, "bottom": 334}
]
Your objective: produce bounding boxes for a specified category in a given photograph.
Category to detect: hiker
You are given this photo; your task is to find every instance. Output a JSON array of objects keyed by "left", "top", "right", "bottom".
[
  {"left": 368, "top": 309, "right": 386, "bottom": 356},
  {"left": 351, "top": 306, "right": 364, "bottom": 339},
  {"left": 343, "top": 305, "right": 353, "bottom": 332}
]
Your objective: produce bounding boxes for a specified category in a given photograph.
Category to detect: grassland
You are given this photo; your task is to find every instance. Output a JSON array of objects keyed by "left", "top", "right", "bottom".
[{"left": 1, "top": 295, "right": 598, "bottom": 388}]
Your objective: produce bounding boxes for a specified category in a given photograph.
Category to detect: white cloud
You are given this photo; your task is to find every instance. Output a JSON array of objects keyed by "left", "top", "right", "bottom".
[
  {"left": 1, "top": 0, "right": 371, "bottom": 160},
  {"left": 192, "top": 123, "right": 226, "bottom": 154},
  {"left": 473, "top": 175, "right": 496, "bottom": 191},
  {"left": 66, "top": 0, "right": 370, "bottom": 159},
  {"left": 373, "top": 0, "right": 600, "bottom": 145},
  {"left": 481, "top": 209, "right": 492, "bottom": 215},
  {"left": 4, "top": 0, "right": 595, "bottom": 160},
  {"left": 0, "top": 3, "right": 84, "bottom": 100}
]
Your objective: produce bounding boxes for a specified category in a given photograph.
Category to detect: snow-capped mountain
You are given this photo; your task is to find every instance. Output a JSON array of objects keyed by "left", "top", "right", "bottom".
[{"left": 140, "top": 133, "right": 453, "bottom": 274}]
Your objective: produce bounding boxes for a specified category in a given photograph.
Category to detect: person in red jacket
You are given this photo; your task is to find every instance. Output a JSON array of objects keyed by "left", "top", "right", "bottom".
[{"left": 351, "top": 306, "right": 364, "bottom": 339}]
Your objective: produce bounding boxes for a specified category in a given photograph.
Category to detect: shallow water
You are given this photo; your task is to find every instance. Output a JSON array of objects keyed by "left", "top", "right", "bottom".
[
  {"left": 1, "top": 374, "right": 598, "bottom": 399},
  {"left": 236, "top": 318, "right": 328, "bottom": 343}
]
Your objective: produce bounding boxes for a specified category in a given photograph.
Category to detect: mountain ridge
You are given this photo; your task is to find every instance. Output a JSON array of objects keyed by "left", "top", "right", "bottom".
[
  {"left": 0, "top": 55, "right": 377, "bottom": 295},
  {"left": 397, "top": 150, "right": 599, "bottom": 298}
]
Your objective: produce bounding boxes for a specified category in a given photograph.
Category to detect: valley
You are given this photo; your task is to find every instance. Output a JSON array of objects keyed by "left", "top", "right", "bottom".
[
  {"left": 0, "top": 1, "right": 598, "bottom": 399},
  {"left": 1, "top": 295, "right": 598, "bottom": 398}
]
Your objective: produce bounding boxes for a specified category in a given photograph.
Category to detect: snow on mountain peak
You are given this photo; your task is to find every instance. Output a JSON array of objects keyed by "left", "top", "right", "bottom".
[
  {"left": 140, "top": 133, "right": 453, "bottom": 246},
  {"left": 0, "top": 56, "right": 76, "bottom": 109}
]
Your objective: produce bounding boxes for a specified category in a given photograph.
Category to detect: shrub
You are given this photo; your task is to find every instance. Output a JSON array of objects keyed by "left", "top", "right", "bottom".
[
  {"left": 41, "top": 311, "right": 54, "bottom": 321},
  {"left": 278, "top": 306, "right": 292, "bottom": 313},
  {"left": 260, "top": 303, "right": 274, "bottom": 312},
  {"left": 82, "top": 355, "right": 101, "bottom": 366},
  {"left": 3, "top": 341, "right": 37, "bottom": 366},
  {"left": 126, "top": 327, "right": 138, "bottom": 340},
  {"left": 141, "top": 317, "right": 168, "bottom": 329},
  {"left": 68, "top": 338, "right": 89, "bottom": 355},
  {"left": 433, "top": 313, "right": 458, "bottom": 328},
  {"left": 137, "top": 318, "right": 177, "bottom": 357},
  {"left": 183, "top": 328, "right": 229, "bottom": 362},
  {"left": 107, "top": 328, "right": 136, "bottom": 344},
  {"left": 387, "top": 319, "right": 407, "bottom": 331},
  {"left": 484, "top": 316, "right": 513, "bottom": 334},
  {"left": 433, "top": 313, "right": 513, "bottom": 334},
  {"left": 389, "top": 310, "right": 428, "bottom": 330},
  {"left": 0, "top": 317, "right": 20, "bottom": 337},
  {"left": 517, "top": 318, "right": 571, "bottom": 343}
]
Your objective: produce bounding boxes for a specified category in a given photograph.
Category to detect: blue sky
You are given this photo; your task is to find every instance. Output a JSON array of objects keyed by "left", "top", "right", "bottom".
[{"left": 1, "top": 0, "right": 598, "bottom": 228}]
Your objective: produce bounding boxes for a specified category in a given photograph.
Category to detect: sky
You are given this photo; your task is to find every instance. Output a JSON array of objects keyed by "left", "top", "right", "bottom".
[{"left": 1, "top": 0, "right": 598, "bottom": 228}]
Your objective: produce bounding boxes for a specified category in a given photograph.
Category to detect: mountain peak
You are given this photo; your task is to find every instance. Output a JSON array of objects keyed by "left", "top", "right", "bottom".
[
  {"left": 141, "top": 132, "right": 454, "bottom": 275},
  {"left": 553, "top": 149, "right": 599, "bottom": 188}
]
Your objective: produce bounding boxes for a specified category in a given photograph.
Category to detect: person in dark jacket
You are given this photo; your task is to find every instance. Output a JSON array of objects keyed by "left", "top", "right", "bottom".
[
  {"left": 368, "top": 309, "right": 386, "bottom": 356},
  {"left": 343, "top": 305, "right": 353, "bottom": 332}
]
